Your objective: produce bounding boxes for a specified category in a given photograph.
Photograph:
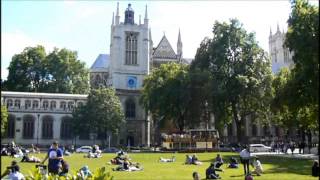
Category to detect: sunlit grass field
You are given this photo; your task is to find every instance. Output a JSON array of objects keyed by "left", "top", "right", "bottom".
[{"left": 1, "top": 152, "right": 317, "bottom": 179}]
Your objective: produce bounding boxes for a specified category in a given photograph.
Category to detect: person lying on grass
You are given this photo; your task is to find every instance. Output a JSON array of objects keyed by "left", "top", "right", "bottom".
[
  {"left": 185, "top": 154, "right": 202, "bottom": 165},
  {"left": 113, "top": 158, "right": 143, "bottom": 171},
  {"left": 21, "top": 152, "right": 41, "bottom": 163},
  {"left": 228, "top": 157, "right": 239, "bottom": 168},
  {"left": 84, "top": 151, "right": 102, "bottom": 158},
  {"left": 159, "top": 156, "right": 176, "bottom": 162}
]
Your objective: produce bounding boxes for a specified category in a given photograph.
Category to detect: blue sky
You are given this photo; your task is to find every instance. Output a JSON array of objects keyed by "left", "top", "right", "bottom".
[{"left": 2, "top": 1, "right": 318, "bottom": 80}]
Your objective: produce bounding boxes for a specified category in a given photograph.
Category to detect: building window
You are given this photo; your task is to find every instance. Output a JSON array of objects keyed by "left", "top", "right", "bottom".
[
  {"left": 7, "top": 114, "right": 15, "bottom": 138},
  {"left": 252, "top": 124, "right": 257, "bottom": 136},
  {"left": 43, "top": 101, "right": 49, "bottom": 109},
  {"left": 68, "top": 102, "right": 74, "bottom": 110},
  {"left": 42, "top": 116, "right": 53, "bottom": 139},
  {"left": 6, "top": 99, "right": 13, "bottom": 108},
  {"left": 125, "top": 33, "right": 138, "bottom": 65},
  {"left": 263, "top": 125, "right": 270, "bottom": 136},
  {"left": 77, "top": 101, "right": 83, "bottom": 107},
  {"left": 14, "top": 100, "right": 21, "bottom": 108},
  {"left": 60, "top": 116, "right": 73, "bottom": 139},
  {"left": 23, "top": 115, "right": 35, "bottom": 139},
  {"left": 50, "top": 101, "right": 56, "bottom": 109},
  {"left": 32, "top": 100, "right": 39, "bottom": 109},
  {"left": 60, "top": 101, "right": 66, "bottom": 110},
  {"left": 25, "top": 100, "right": 31, "bottom": 109},
  {"left": 125, "top": 99, "right": 136, "bottom": 118}
]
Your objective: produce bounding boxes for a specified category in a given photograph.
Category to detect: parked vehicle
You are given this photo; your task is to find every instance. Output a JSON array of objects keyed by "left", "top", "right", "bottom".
[
  {"left": 249, "top": 144, "right": 271, "bottom": 152},
  {"left": 76, "top": 146, "right": 93, "bottom": 153},
  {"left": 103, "top": 147, "right": 119, "bottom": 153}
]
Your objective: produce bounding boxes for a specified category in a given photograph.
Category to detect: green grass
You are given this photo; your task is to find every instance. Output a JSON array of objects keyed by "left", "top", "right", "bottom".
[{"left": 1, "top": 152, "right": 317, "bottom": 180}]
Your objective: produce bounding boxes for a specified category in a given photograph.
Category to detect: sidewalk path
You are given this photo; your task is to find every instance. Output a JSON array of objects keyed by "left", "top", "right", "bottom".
[{"left": 251, "top": 152, "right": 319, "bottom": 160}]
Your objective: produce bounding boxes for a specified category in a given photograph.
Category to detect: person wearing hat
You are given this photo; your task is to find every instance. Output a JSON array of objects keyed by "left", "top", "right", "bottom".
[
  {"left": 41, "top": 141, "right": 63, "bottom": 174},
  {"left": 1, "top": 160, "right": 25, "bottom": 180}
]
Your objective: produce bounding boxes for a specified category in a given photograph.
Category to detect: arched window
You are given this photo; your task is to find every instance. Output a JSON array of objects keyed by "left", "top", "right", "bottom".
[
  {"left": 25, "top": 100, "right": 31, "bottom": 109},
  {"left": 43, "top": 101, "right": 49, "bottom": 109},
  {"left": 125, "top": 99, "right": 136, "bottom": 118},
  {"left": 252, "top": 124, "right": 257, "bottom": 136},
  {"left": 95, "top": 75, "right": 101, "bottom": 87},
  {"left": 42, "top": 115, "right": 53, "bottom": 139},
  {"left": 50, "top": 101, "right": 56, "bottom": 109},
  {"left": 23, "top": 115, "right": 35, "bottom": 139},
  {"left": 14, "top": 100, "right": 21, "bottom": 108},
  {"left": 60, "top": 116, "right": 73, "bottom": 139},
  {"left": 32, "top": 100, "right": 39, "bottom": 109},
  {"left": 77, "top": 101, "right": 83, "bottom": 107},
  {"left": 6, "top": 99, "right": 13, "bottom": 108},
  {"left": 7, "top": 114, "right": 15, "bottom": 138},
  {"left": 60, "top": 101, "right": 66, "bottom": 110},
  {"left": 68, "top": 102, "right": 74, "bottom": 110},
  {"left": 263, "top": 125, "right": 270, "bottom": 136},
  {"left": 125, "top": 33, "right": 138, "bottom": 65}
]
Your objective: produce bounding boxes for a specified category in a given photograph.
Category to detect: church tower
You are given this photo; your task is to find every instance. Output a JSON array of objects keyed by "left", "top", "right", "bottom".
[
  {"left": 177, "top": 29, "right": 183, "bottom": 62},
  {"left": 109, "top": 3, "right": 151, "bottom": 147}
]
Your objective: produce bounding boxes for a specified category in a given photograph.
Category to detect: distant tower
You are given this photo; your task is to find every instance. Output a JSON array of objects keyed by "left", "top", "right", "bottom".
[
  {"left": 269, "top": 25, "right": 294, "bottom": 74},
  {"left": 177, "top": 29, "right": 183, "bottom": 62},
  {"left": 124, "top": 3, "right": 134, "bottom": 24}
]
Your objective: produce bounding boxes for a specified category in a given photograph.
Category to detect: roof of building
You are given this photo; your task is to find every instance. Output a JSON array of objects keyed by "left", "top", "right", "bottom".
[
  {"left": 2, "top": 91, "right": 88, "bottom": 98},
  {"left": 153, "top": 35, "right": 177, "bottom": 59},
  {"left": 90, "top": 54, "right": 110, "bottom": 70}
]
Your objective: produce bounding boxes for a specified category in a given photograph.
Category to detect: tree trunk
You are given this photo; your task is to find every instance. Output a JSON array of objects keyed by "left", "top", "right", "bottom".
[{"left": 232, "top": 102, "right": 244, "bottom": 144}]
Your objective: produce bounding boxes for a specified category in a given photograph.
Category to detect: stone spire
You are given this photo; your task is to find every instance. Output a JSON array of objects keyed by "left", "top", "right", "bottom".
[
  {"left": 269, "top": 27, "right": 272, "bottom": 38},
  {"left": 177, "top": 28, "right": 183, "bottom": 60},
  {"left": 144, "top": 4, "right": 149, "bottom": 26},
  {"left": 115, "top": 2, "right": 120, "bottom": 25},
  {"left": 277, "top": 23, "right": 280, "bottom": 33},
  {"left": 139, "top": 15, "right": 141, "bottom": 25},
  {"left": 112, "top": 12, "right": 114, "bottom": 26}
]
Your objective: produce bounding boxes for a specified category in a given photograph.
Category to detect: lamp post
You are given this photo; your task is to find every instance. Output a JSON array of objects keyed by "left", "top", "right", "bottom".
[{"left": 37, "top": 113, "right": 40, "bottom": 145}]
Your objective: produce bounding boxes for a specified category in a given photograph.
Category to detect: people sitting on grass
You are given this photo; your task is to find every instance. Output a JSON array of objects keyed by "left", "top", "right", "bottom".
[
  {"left": 110, "top": 150, "right": 129, "bottom": 165},
  {"left": 312, "top": 160, "right": 319, "bottom": 177},
  {"left": 215, "top": 154, "right": 223, "bottom": 164},
  {"left": 185, "top": 154, "right": 202, "bottom": 165},
  {"left": 159, "top": 156, "right": 175, "bottom": 162},
  {"left": 1, "top": 147, "right": 9, "bottom": 156},
  {"left": 251, "top": 156, "right": 263, "bottom": 176},
  {"left": 78, "top": 165, "right": 93, "bottom": 178},
  {"left": 206, "top": 161, "right": 224, "bottom": 179},
  {"left": 0, "top": 160, "right": 25, "bottom": 180},
  {"left": 192, "top": 171, "right": 200, "bottom": 180},
  {"left": 228, "top": 157, "right": 239, "bottom": 168},
  {"left": 59, "top": 159, "right": 69, "bottom": 176},
  {"left": 21, "top": 152, "right": 41, "bottom": 163},
  {"left": 84, "top": 150, "right": 102, "bottom": 158},
  {"left": 113, "top": 158, "right": 143, "bottom": 171}
]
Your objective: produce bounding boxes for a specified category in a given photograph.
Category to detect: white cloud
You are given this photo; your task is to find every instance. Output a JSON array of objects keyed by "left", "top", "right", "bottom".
[{"left": 1, "top": 31, "right": 57, "bottom": 80}]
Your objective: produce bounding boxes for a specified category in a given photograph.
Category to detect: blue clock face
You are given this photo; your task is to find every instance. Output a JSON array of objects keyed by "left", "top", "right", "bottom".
[{"left": 127, "top": 76, "right": 137, "bottom": 88}]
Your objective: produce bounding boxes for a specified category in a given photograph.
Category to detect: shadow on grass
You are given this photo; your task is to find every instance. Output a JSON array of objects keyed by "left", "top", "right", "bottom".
[{"left": 201, "top": 153, "right": 313, "bottom": 176}]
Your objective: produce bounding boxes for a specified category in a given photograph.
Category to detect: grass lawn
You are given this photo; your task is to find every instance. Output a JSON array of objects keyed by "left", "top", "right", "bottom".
[{"left": 1, "top": 152, "right": 317, "bottom": 179}]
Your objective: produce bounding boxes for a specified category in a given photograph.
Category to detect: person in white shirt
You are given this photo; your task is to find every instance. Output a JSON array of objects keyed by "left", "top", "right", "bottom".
[
  {"left": 239, "top": 146, "right": 251, "bottom": 175},
  {"left": 1, "top": 160, "right": 25, "bottom": 180},
  {"left": 251, "top": 157, "right": 263, "bottom": 176}
]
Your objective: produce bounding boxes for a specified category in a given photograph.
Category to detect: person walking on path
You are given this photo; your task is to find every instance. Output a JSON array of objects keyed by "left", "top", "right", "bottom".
[{"left": 240, "top": 145, "right": 251, "bottom": 175}]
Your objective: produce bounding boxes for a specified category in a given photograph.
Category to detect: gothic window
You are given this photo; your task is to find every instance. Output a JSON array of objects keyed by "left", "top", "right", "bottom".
[
  {"left": 42, "top": 115, "right": 53, "bottom": 139},
  {"left": 25, "top": 100, "right": 31, "bottom": 109},
  {"left": 252, "top": 124, "right": 257, "bottom": 136},
  {"left": 32, "top": 100, "right": 39, "bottom": 109},
  {"left": 43, "top": 101, "right": 49, "bottom": 109},
  {"left": 14, "top": 100, "right": 21, "bottom": 108},
  {"left": 60, "top": 116, "right": 73, "bottom": 139},
  {"left": 125, "top": 33, "right": 138, "bottom": 65},
  {"left": 125, "top": 99, "right": 136, "bottom": 118},
  {"left": 23, "top": 115, "right": 35, "bottom": 139},
  {"left": 68, "top": 102, "right": 74, "bottom": 110},
  {"left": 50, "top": 101, "right": 56, "bottom": 109},
  {"left": 7, "top": 114, "right": 15, "bottom": 138},
  {"left": 95, "top": 75, "right": 101, "bottom": 87},
  {"left": 77, "top": 101, "right": 83, "bottom": 107},
  {"left": 60, "top": 101, "right": 66, "bottom": 110},
  {"left": 6, "top": 99, "right": 13, "bottom": 108}
]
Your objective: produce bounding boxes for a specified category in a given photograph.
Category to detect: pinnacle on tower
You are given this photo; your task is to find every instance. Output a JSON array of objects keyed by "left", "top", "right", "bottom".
[
  {"left": 115, "top": 2, "right": 120, "bottom": 25},
  {"left": 139, "top": 15, "right": 141, "bottom": 25},
  {"left": 269, "top": 27, "right": 272, "bottom": 37},
  {"left": 144, "top": 4, "right": 149, "bottom": 26},
  {"left": 277, "top": 23, "right": 280, "bottom": 32},
  {"left": 112, "top": 12, "right": 114, "bottom": 26},
  {"left": 177, "top": 28, "right": 183, "bottom": 60}
]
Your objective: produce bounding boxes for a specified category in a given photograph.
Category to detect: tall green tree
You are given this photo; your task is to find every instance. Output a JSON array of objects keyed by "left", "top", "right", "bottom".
[
  {"left": 141, "top": 63, "right": 192, "bottom": 132},
  {"left": 1, "top": 105, "right": 8, "bottom": 136},
  {"left": 192, "top": 19, "right": 273, "bottom": 143},
  {"left": 284, "top": 0, "right": 319, "bottom": 130},
  {"left": 3, "top": 46, "right": 90, "bottom": 94},
  {"left": 72, "top": 88, "right": 125, "bottom": 144}
]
